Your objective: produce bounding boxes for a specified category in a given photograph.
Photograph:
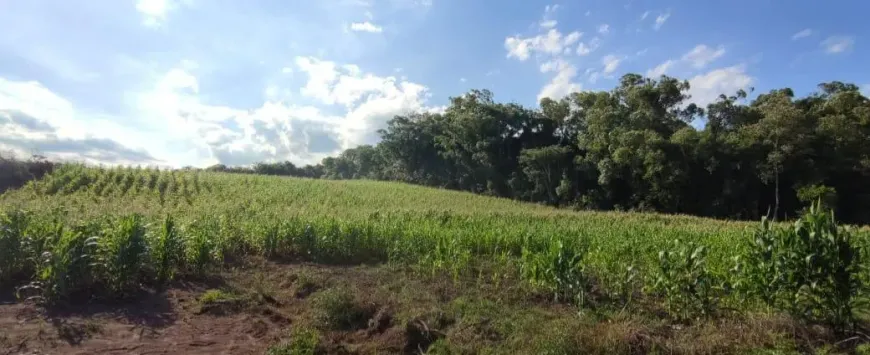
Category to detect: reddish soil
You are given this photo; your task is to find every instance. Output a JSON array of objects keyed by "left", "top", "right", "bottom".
[
  {"left": 0, "top": 262, "right": 440, "bottom": 355},
  {"left": 0, "top": 288, "right": 288, "bottom": 354}
]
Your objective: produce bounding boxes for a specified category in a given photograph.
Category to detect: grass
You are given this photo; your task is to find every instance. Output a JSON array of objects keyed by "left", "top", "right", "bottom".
[{"left": 1, "top": 164, "right": 869, "bottom": 353}]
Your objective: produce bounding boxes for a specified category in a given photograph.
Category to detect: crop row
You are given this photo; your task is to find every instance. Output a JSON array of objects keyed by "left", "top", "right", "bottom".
[{"left": 1, "top": 203, "right": 867, "bottom": 330}]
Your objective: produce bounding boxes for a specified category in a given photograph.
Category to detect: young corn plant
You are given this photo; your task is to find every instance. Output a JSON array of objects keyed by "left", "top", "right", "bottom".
[
  {"left": 152, "top": 215, "right": 184, "bottom": 286},
  {"left": 651, "top": 239, "right": 722, "bottom": 321},
  {"left": 20, "top": 223, "right": 100, "bottom": 304},
  {"left": 520, "top": 239, "right": 589, "bottom": 305},
  {"left": 94, "top": 215, "right": 148, "bottom": 297},
  {"left": 185, "top": 218, "right": 220, "bottom": 276},
  {"left": 0, "top": 210, "right": 29, "bottom": 286},
  {"left": 738, "top": 202, "right": 865, "bottom": 332}
]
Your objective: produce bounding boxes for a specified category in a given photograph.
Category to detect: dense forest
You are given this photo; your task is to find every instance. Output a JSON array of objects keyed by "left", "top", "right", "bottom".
[{"left": 182, "top": 74, "right": 870, "bottom": 224}]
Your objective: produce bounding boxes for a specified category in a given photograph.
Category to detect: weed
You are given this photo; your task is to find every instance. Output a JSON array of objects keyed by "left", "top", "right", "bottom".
[
  {"left": 310, "top": 287, "right": 376, "bottom": 330},
  {"left": 197, "top": 289, "right": 246, "bottom": 314},
  {"left": 266, "top": 327, "right": 321, "bottom": 355}
]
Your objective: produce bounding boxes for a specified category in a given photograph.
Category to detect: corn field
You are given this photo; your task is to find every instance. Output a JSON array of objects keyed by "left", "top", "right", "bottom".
[{"left": 1, "top": 164, "right": 868, "bottom": 329}]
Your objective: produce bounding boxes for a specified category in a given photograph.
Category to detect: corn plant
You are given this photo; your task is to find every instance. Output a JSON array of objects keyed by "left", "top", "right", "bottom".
[
  {"left": 185, "top": 218, "right": 220, "bottom": 275},
  {"left": 21, "top": 223, "right": 100, "bottom": 304},
  {"left": 152, "top": 215, "right": 184, "bottom": 286},
  {"left": 651, "top": 239, "right": 722, "bottom": 321},
  {"left": 0, "top": 210, "right": 29, "bottom": 285},
  {"left": 738, "top": 202, "right": 865, "bottom": 332},
  {"left": 520, "top": 239, "right": 589, "bottom": 305},
  {"left": 94, "top": 215, "right": 148, "bottom": 297}
]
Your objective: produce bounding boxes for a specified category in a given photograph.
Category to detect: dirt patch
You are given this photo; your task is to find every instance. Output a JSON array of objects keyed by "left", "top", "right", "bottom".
[{"left": 0, "top": 260, "right": 838, "bottom": 354}]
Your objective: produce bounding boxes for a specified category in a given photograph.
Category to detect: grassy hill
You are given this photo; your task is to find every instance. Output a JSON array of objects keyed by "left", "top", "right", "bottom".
[{"left": 0, "top": 164, "right": 867, "bottom": 354}]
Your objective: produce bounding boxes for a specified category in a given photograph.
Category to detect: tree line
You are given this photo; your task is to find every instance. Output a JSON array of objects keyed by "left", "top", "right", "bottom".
[{"left": 207, "top": 73, "right": 868, "bottom": 224}]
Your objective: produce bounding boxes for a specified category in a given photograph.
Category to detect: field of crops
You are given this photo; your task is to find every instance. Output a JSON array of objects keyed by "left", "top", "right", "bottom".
[{"left": 1, "top": 164, "right": 868, "bottom": 353}]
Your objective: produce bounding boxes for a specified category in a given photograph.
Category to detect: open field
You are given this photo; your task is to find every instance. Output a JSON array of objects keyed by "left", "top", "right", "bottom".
[{"left": 1, "top": 164, "right": 869, "bottom": 354}]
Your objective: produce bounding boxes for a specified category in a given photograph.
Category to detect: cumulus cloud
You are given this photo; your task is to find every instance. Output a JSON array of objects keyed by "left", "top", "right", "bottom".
[
  {"left": 687, "top": 65, "right": 754, "bottom": 107},
  {"left": 821, "top": 36, "right": 854, "bottom": 54},
  {"left": 129, "top": 57, "right": 434, "bottom": 167},
  {"left": 349, "top": 21, "right": 384, "bottom": 33},
  {"left": 0, "top": 109, "right": 157, "bottom": 164},
  {"left": 538, "top": 59, "right": 580, "bottom": 101},
  {"left": 598, "top": 24, "right": 610, "bottom": 35},
  {"left": 505, "top": 29, "right": 583, "bottom": 61}
]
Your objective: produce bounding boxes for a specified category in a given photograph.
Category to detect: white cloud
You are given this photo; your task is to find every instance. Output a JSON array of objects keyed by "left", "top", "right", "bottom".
[
  {"left": 646, "top": 60, "right": 674, "bottom": 77},
  {"left": 687, "top": 65, "right": 754, "bottom": 107},
  {"left": 681, "top": 44, "right": 725, "bottom": 69},
  {"left": 136, "top": 0, "right": 177, "bottom": 27},
  {"left": 598, "top": 24, "right": 610, "bottom": 35},
  {"left": 654, "top": 12, "right": 670, "bottom": 30},
  {"left": 539, "top": 4, "right": 560, "bottom": 28},
  {"left": 538, "top": 59, "right": 581, "bottom": 101},
  {"left": 0, "top": 77, "right": 158, "bottom": 165},
  {"left": 540, "top": 20, "right": 558, "bottom": 29},
  {"left": 459, "top": 77, "right": 466, "bottom": 83},
  {"left": 505, "top": 29, "right": 583, "bottom": 61},
  {"left": 645, "top": 44, "right": 726, "bottom": 78},
  {"left": 601, "top": 55, "right": 622, "bottom": 75},
  {"left": 640, "top": 11, "right": 650, "bottom": 20},
  {"left": 791, "top": 28, "right": 813, "bottom": 40},
  {"left": 576, "top": 37, "right": 600, "bottom": 56},
  {"left": 349, "top": 21, "right": 383, "bottom": 33},
  {"left": 821, "top": 36, "right": 854, "bottom": 54}
]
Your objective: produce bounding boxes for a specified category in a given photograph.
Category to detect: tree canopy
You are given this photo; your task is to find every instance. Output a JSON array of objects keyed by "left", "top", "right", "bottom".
[{"left": 219, "top": 74, "right": 870, "bottom": 224}]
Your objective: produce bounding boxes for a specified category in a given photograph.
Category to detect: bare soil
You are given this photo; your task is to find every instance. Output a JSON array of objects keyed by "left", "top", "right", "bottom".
[{"left": 0, "top": 260, "right": 844, "bottom": 355}]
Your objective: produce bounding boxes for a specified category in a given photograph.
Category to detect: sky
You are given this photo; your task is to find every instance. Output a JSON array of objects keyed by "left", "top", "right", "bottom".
[{"left": 0, "top": 0, "right": 868, "bottom": 167}]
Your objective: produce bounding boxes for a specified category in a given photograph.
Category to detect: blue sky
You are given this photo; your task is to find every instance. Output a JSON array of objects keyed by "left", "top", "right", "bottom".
[{"left": 0, "top": 0, "right": 867, "bottom": 167}]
